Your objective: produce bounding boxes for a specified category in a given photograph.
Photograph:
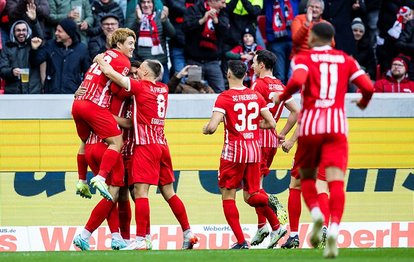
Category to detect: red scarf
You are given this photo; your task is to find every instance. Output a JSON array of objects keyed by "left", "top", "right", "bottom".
[
  {"left": 138, "top": 12, "right": 164, "bottom": 55},
  {"left": 200, "top": 1, "right": 218, "bottom": 51},
  {"left": 272, "top": 0, "right": 294, "bottom": 38}
]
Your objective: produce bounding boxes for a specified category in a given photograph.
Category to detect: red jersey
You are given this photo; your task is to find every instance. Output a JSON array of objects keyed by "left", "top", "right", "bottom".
[
  {"left": 213, "top": 87, "right": 269, "bottom": 163},
  {"left": 128, "top": 79, "right": 168, "bottom": 145},
  {"left": 251, "top": 76, "right": 293, "bottom": 148},
  {"left": 280, "top": 46, "right": 374, "bottom": 137},
  {"left": 76, "top": 49, "right": 130, "bottom": 108}
]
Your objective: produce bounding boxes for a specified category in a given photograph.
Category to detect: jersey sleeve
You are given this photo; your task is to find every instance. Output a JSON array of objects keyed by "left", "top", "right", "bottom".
[{"left": 213, "top": 93, "right": 226, "bottom": 114}]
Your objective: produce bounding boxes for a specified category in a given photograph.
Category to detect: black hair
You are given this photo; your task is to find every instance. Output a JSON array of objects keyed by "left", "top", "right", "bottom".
[
  {"left": 311, "top": 22, "right": 335, "bottom": 43},
  {"left": 145, "top": 59, "right": 163, "bottom": 79},
  {"left": 228, "top": 60, "right": 247, "bottom": 79},
  {"left": 255, "top": 50, "right": 277, "bottom": 70}
]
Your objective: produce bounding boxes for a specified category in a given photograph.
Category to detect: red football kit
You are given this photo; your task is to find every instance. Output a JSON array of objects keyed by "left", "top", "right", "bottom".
[
  {"left": 251, "top": 75, "right": 293, "bottom": 176},
  {"left": 72, "top": 49, "right": 130, "bottom": 141},
  {"left": 213, "top": 87, "right": 269, "bottom": 194},
  {"left": 279, "top": 46, "right": 374, "bottom": 171},
  {"left": 127, "top": 79, "right": 174, "bottom": 186}
]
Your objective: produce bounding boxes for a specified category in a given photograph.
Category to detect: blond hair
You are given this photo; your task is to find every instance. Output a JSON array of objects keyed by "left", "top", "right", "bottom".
[{"left": 109, "top": 28, "right": 136, "bottom": 48}]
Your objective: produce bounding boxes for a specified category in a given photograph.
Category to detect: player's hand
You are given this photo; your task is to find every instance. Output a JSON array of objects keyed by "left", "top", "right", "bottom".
[
  {"left": 74, "top": 86, "right": 87, "bottom": 98},
  {"left": 76, "top": 180, "right": 92, "bottom": 199},
  {"left": 273, "top": 93, "right": 281, "bottom": 105},
  {"left": 351, "top": 99, "right": 367, "bottom": 110},
  {"left": 282, "top": 139, "right": 295, "bottom": 153}
]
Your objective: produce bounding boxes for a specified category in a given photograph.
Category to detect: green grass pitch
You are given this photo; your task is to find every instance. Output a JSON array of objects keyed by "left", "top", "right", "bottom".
[{"left": 1, "top": 248, "right": 413, "bottom": 262}]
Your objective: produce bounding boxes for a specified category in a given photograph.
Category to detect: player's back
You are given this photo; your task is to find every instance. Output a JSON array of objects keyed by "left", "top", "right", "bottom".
[
  {"left": 215, "top": 87, "right": 266, "bottom": 163},
  {"left": 77, "top": 49, "right": 130, "bottom": 108},
  {"left": 294, "top": 47, "right": 365, "bottom": 136},
  {"left": 131, "top": 79, "right": 169, "bottom": 145}
]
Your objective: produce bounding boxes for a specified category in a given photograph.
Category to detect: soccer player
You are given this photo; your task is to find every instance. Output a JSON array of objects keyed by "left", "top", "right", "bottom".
[
  {"left": 203, "top": 60, "right": 277, "bottom": 249},
  {"left": 95, "top": 57, "right": 198, "bottom": 250},
  {"left": 275, "top": 22, "right": 374, "bottom": 258},
  {"left": 72, "top": 28, "right": 135, "bottom": 202},
  {"left": 249, "top": 50, "right": 300, "bottom": 248}
]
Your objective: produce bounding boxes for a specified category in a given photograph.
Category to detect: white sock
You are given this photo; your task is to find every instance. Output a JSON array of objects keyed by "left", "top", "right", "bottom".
[
  {"left": 329, "top": 223, "right": 339, "bottom": 236},
  {"left": 80, "top": 229, "right": 92, "bottom": 240},
  {"left": 95, "top": 175, "right": 106, "bottom": 181},
  {"left": 183, "top": 229, "right": 192, "bottom": 237},
  {"left": 290, "top": 232, "right": 298, "bottom": 237},
  {"left": 310, "top": 207, "right": 323, "bottom": 221},
  {"left": 111, "top": 232, "right": 122, "bottom": 240},
  {"left": 136, "top": 236, "right": 145, "bottom": 241}
]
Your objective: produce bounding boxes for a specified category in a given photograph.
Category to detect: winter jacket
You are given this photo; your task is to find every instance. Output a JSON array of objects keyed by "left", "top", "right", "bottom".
[
  {"left": 29, "top": 37, "right": 90, "bottom": 94},
  {"left": 374, "top": 74, "right": 414, "bottom": 93},
  {"left": 183, "top": 0, "right": 230, "bottom": 61},
  {"left": 0, "top": 20, "right": 43, "bottom": 94},
  {"left": 88, "top": 0, "right": 125, "bottom": 37}
]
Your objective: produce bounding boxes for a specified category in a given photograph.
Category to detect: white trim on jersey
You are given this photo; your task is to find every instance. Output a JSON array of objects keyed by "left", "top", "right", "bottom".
[
  {"left": 293, "top": 64, "right": 309, "bottom": 72},
  {"left": 349, "top": 70, "right": 365, "bottom": 82},
  {"left": 213, "top": 107, "right": 226, "bottom": 114}
]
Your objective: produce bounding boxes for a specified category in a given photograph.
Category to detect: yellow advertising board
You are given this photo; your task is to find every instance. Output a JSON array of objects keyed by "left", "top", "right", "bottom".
[{"left": 0, "top": 118, "right": 413, "bottom": 226}]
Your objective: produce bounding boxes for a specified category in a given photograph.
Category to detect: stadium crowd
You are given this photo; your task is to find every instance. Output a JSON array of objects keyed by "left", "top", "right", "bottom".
[{"left": 1, "top": 0, "right": 414, "bottom": 94}]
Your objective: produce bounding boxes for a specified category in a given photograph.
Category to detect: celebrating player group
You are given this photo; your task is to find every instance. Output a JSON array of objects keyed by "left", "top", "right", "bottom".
[{"left": 71, "top": 22, "right": 374, "bottom": 259}]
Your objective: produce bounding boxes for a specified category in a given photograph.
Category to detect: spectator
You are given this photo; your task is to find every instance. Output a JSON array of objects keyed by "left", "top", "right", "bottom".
[
  {"left": 364, "top": 0, "right": 382, "bottom": 49},
  {"left": 5, "top": 0, "right": 50, "bottom": 37},
  {"left": 168, "top": 65, "right": 215, "bottom": 94},
  {"left": 322, "top": 0, "right": 358, "bottom": 56},
  {"left": 126, "top": 0, "right": 164, "bottom": 28},
  {"left": 291, "top": 0, "right": 328, "bottom": 57},
  {"left": 88, "top": 0, "right": 124, "bottom": 37},
  {"left": 183, "top": 0, "right": 230, "bottom": 93},
  {"left": 395, "top": 16, "right": 414, "bottom": 80},
  {"left": 352, "top": 17, "right": 376, "bottom": 80},
  {"left": 47, "top": 0, "right": 94, "bottom": 44},
  {"left": 376, "top": 1, "right": 414, "bottom": 77},
  {"left": 165, "top": 0, "right": 189, "bottom": 74},
  {"left": 224, "top": 0, "right": 264, "bottom": 50},
  {"left": 374, "top": 55, "right": 414, "bottom": 93},
  {"left": 88, "top": 13, "right": 120, "bottom": 59},
  {"left": 29, "top": 18, "right": 90, "bottom": 94},
  {"left": 131, "top": 0, "right": 175, "bottom": 83},
  {"left": 263, "top": 0, "right": 300, "bottom": 84},
  {"left": 0, "top": 4, "right": 43, "bottom": 94},
  {"left": 225, "top": 25, "right": 264, "bottom": 87}
]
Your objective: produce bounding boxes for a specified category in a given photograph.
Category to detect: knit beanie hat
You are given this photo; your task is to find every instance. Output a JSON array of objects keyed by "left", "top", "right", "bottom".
[
  {"left": 351, "top": 17, "right": 365, "bottom": 33},
  {"left": 392, "top": 54, "right": 410, "bottom": 71},
  {"left": 59, "top": 18, "right": 80, "bottom": 42}
]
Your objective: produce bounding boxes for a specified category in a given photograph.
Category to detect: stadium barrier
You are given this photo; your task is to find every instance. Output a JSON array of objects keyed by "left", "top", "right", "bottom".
[{"left": 0, "top": 94, "right": 413, "bottom": 251}]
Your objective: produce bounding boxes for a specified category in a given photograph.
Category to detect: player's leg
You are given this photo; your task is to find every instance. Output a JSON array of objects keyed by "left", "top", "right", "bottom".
[
  {"left": 118, "top": 185, "right": 131, "bottom": 240},
  {"left": 159, "top": 144, "right": 197, "bottom": 249},
  {"left": 316, "top": 175, "right": 329, "bottom": 249},
  {"left": 76, "top": 142, "right": 92, "bottom": 198},
  {"left": 281, "top": 173, "right": 301, "bottom": 249}
]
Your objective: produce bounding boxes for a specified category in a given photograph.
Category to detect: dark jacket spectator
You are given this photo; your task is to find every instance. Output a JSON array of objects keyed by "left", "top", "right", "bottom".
[
  {"left": 29, "top": 18, "right": 90, "bottom": 94},
  {"left": 88, "top": 0, "right": 124, "bottom": 37},
  {"left": 224, "top": 0, "right": 263, "bottom": 48},
  {"left": 0, "top": 20, "right": 43, "bottom": 93},
  {"left": 183, "top": 0, "right": 230, "bottom": 92},
  {"left": 322, "top": 0, "right": 357, "bottom": 56},
  {"left": 396, "top": 19, "right": 414, "bottom": 80},
  {"left": 352, "top": 17, "right": 376, "bottom": 80},
  {"left": 88, "top": 13, "right": 120, "bottom": 59}
]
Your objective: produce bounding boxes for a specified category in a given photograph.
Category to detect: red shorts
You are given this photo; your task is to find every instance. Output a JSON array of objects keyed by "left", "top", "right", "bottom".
[
  {"left": 260, "top": 147, "right": 277, "bottom": 177},
  {"left": 85, "top": 142, "right": 124, "bottom": 187},
  {"left": 218, "top": 159, "right": 261, "bottom": 195},
  {"left": 72, "top": 100, "right": 122, "bottom": 141},
  {"left": 130, "top": 144, "right": 175, "bottom": 186},
  {"left": 290, "top": 157, "right": 326, "bottom": 181},
  {"left": 294, "top": 133, "right": 348, "bottom": 173},
  {"left": 123, "top": 156, "right": 132, "bottom": 186}
]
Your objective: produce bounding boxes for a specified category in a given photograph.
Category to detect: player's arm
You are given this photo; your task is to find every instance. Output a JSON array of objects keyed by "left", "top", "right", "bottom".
[
  {"left": 95, "top": 54, "right": 130, "bottom": 90},
  {"left": 203, "top": 111, "right": 224, "bottom": 135},
  {"left": 350, "top": 71, "right": 374, "bottom": 110},
  {"left": 282, "top": 126, "right": 299, "bottom": 153},
  {"left": 279, "top": 98, "right": 300, "bottom": 139},
  {"left": 259, "top": 108, "right": 276, "bottom": 129}
]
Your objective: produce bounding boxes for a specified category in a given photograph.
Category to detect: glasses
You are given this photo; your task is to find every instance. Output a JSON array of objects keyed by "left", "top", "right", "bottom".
[
  {"left": 15, "top": 28, "right": 27, "bottom": 32},
  {"left": 102, "top": 23, "right": 118, "bottom": 27},
  {"left": 392, "top": 63, "right": 405, "bottom": 68}
]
